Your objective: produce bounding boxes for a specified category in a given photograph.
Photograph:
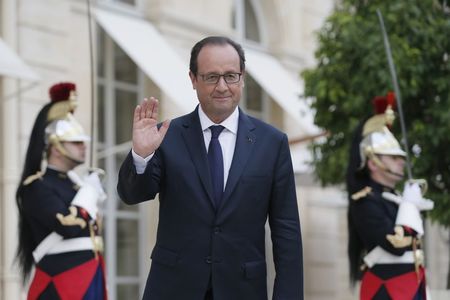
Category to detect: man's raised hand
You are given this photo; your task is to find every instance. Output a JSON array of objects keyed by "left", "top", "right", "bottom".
[{"left": 132, "top": 97, "right": 170, "bottom": 158}]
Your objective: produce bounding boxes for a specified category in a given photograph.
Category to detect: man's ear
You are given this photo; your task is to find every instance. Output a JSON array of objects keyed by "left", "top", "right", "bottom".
[
  {"left": 49, "top": 144, "right": 63, "bottom": 158},
  {"left": 367, "top": 158, "right": 377, "bottom": 172},
  {"left": 189, "top": 71, "right": 196, "bottom": 90},
  {"left": 48, "top": 144, "right": 57, "bottom": 156}
]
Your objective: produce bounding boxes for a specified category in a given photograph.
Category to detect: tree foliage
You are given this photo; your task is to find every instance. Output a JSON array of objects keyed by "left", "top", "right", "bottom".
[{"left": 302, "top": 0, "right": 450, "bottom": 226}]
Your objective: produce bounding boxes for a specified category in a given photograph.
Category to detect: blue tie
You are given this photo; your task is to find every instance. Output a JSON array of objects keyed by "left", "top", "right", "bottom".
[{"left": 208, "top": 125, "right": 225, "bottom": 208}]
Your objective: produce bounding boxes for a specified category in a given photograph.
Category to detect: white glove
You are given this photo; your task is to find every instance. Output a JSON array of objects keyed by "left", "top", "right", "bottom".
[
  {"left": 83, "top": 172, "right": 107, "bottom": 203},
  {"left": 382, "top": 182, "right": 434, "bottom": 211},
  {"left": 402, "top": 182, "right": 434, "bottom": 211},
  {"left": 69, "top": 170, "right": 106, "bottom": 218},
  {"left": 395, "top": 182, "right": 433, "bottom": 236}
]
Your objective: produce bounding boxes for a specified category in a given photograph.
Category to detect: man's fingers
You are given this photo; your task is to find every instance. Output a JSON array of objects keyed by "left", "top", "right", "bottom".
[
  {"left": 139, "top": 97, "right": 157, "bottom": 119},
  {"left": 135, "top": 98, "right": 160, "bottom": 123},
  {"left": 146, "top": 98, "right": 155, "bottom": 119},
  {"left": 140, "top": 98, "right": 149, "bottom": 120},
  {"left": 150, "top": 97, "right": 159, "bottom": 120},
  {"left": 145, "top": 97, "right": 158, "bottom": 119},
  {"left": 134, "top": 104, "right": 142, "bottom": 123}
]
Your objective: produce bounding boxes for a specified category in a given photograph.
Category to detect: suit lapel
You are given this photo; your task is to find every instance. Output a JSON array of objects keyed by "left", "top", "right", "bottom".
[
  {"left": 180, "top": 108, "right": 215, "bottom": 207},
  {"left": 220, "top": 111, "right": 256, "bottom": 211}
]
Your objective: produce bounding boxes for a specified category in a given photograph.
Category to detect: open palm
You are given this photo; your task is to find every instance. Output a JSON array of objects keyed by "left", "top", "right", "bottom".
[{"left": 132, "top": 97, "right": 170, "bottom": 158}]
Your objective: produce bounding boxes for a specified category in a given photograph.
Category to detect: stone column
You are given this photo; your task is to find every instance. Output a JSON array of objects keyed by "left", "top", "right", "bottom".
[{"left": 0, "top": 0, "right": 24, "bottom": 299}]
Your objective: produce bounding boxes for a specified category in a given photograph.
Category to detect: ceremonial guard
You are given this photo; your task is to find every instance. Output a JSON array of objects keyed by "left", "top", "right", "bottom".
[
  {"left": 15, "top": 83, "right": 107, "bottom": 299},
  {"left": 346, "top": 92, "right": 433, "bottom": 300}
]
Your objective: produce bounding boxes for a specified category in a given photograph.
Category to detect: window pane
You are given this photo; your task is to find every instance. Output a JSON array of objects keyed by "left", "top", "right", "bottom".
[
  {"left": 117, "top": 153, "right": 139, "bottom": 212},
  {"left": 117, "top": 284, "right": 139, "bottom": 300},
  {"left": 231, "top": 7, "right": 236, "bottom": 30},
  {"left": 97, "top": 29, "right": 105, "bottom": 78},
  {"left": 117, "top": 219, "right": 139, "bottom": 276},
  {"left": 245, "top": 75, "right": 263, "bottom": 111},
  {"left": 98, "top": 158, "right": 105, "bottom": 171},
  {"left": 245, "top": 0, "right": 261, "bottom": 42},
  {"left": 98, "top": 85, "right": 105, "bottom": 144},
  {"left": 114, "top": 44, "right": 137, "bottom": 83},
  {"left": 115, "top": 89, "right": 137, "bottom": 145},
  {"left": 116, "top": 0, "right": 136, "bottom": 5},
  {"left": 118, "top": 196, "right": 138, "bottom": 211}
]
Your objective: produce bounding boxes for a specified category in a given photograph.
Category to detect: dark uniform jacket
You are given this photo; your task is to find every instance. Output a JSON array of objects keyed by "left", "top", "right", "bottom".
[
  {"left": 350, "top": 180, "right": 426, "bottom": 299},
  {"left": 23, "top": 167, "right": 106, "bottom": 299}
]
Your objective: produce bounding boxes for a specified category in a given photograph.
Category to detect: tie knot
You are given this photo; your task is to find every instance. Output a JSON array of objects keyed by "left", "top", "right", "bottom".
[{"left": 210, "top": 125, "right": 224, "bottom": 139}]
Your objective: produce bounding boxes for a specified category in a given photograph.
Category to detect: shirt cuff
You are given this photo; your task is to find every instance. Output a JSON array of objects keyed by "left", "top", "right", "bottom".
[{"left": 131, "top": 149, "right": 154, "bottom": 174}]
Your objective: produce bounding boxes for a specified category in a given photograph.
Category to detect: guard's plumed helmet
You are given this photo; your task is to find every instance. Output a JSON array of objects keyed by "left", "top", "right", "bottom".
[
  {"left": 45, "top": 113, "right": 90, "bottom": 145},
  {"left": 20, "top": 82, "right": 89, "bottom": 185},
  {"left": 45, "top": 82, "right": 89, "bottom": 145},
  {"left": 359, "top": 92, "right": 406, "bottom": 169},
  {"left": 47, "top": 82, "right": 78, "bottom": 120},
  {"left": 43, "top": 83, "right": 89, "bottom": 163}
]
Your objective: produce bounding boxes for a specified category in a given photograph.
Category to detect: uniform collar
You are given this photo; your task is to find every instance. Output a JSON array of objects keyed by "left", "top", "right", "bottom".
[{"left": 371, "top": 180, "right": 396, "bottom": 194}]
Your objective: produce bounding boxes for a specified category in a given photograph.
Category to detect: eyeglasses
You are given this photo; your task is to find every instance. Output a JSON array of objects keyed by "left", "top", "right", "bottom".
[{"left": 198, "top": 72, "right": 242, "bottom": 84}]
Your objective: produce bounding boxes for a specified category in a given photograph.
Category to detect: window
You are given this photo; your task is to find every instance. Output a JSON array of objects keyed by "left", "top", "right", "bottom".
[
  {"left": 105, "top": 0, "right": 137, "bottom": 6},
  {"left": 232, "top": 0, "right": 269, "bottom": 121},
  {"left": 116, "top": 0, "right": 135, "bottom": 5},
  {"left": 244, "top": 0, "right": 261, "bottom": 42},
  {"left": 232, "top": 0, "right": 262, "bottom": 43},
  {"left": 96, "top": 27, "right": 144, "bottom": 300},
  {"left": 243, "top": 74, "right": 269, "bottom": 121}
]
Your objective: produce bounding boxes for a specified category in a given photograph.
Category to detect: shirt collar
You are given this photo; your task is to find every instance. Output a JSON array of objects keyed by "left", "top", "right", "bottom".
[{"left": 198, "top": 105, "right": 239, "bottom": 135}]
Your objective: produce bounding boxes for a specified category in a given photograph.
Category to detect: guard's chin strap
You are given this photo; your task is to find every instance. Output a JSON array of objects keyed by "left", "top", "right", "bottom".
[
  {"left": 369, "top": 153, "right": 403, "bottom": 179},
  {"left": 49, "top": 136, "right": 84, "bottom": 165}
]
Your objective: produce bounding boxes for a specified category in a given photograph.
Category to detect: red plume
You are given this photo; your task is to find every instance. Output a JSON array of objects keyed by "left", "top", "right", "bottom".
[
  {"left": 372, "top": 91, "right": 396, "bottom": 114},
  {"left": 386, "top": 91, "right": 396, "bottom": 109},
  {"left": 49, "top": 82, "right": 76, "bottom": 102}
]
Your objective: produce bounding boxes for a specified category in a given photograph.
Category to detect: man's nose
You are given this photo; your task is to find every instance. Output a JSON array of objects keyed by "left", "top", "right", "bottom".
[{"left": 215, "top": 77, "right": 229, "bottom": 91}]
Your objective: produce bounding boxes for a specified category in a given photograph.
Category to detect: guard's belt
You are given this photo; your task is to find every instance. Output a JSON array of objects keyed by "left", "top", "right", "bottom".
[
  {"left": 33, "top": 232, "right": 100, "bottom": 263},
  {"left": 363, "top": 246, "right": 423, "bottom": 268}
]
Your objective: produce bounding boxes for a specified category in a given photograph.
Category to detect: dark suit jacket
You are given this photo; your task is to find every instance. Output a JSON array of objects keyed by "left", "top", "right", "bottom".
[{"left": 117, "top": 107, "right": 303, "bottom": 300}]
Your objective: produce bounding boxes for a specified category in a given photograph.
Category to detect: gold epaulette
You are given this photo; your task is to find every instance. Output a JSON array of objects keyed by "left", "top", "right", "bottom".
[
  {"left": 23, "top": 171, "right": 44, "bottom": 186},
  {"left": 351, "top": 186, "right": 372, "bottom": 201},
  {"left": 56, "top": 206, "right": 87, "bottom": 229},
  {"left": 386, "top": 226, "right": 413, "bottom": 248}
]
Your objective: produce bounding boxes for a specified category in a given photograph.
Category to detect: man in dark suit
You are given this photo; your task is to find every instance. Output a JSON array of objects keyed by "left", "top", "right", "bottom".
[{"left": 117, "top": 36, "right": 303, "bottom": 300}]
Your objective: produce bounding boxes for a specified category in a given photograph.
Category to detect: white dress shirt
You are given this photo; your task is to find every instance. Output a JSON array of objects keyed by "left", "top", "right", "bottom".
[{"left": 132, "top": 106, "right": 239, "bottom": 190}]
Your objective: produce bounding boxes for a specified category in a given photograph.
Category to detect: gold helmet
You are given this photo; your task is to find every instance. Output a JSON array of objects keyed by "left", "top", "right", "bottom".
[
  {"left": 45, "top": 113, "right": 90, "bottom": 163},
  {"left": 45, "top": 113, "right": 90, "bottom": 144},
  {"left": 359, "top": 127, "right": 406, "bottom": 168},
  {"left": 359, "top": 92, "right": 406, "bottom": 169}
]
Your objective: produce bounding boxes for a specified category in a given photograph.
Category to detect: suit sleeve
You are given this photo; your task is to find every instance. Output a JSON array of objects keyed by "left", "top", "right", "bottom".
[
  {"left": 117, "top": 150, "right": 162, "bottom": 204},
  {"left": 269, "top": 134, "right": 304, "bottom": 299}
]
